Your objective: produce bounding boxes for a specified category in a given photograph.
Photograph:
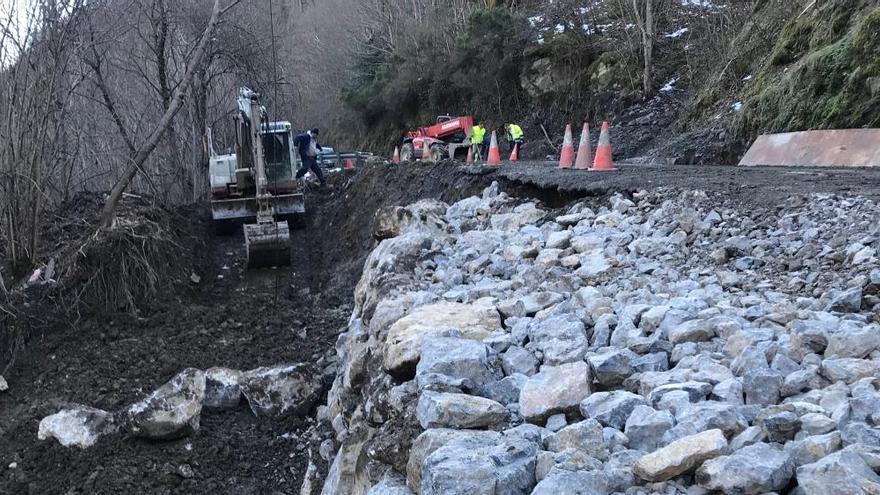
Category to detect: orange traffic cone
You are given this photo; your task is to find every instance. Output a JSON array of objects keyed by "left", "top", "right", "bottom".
[
  {"left": 487, "top": 131, "right": 502, "bottom": 166},
  {"left": 422, "top": 139, "right": 432, "bottom": 162},
  {"left": 590, "top": 121, "right": 617, "bottom": 171},
  {"left": 574, "top": 123, "right": 592, "bottom": 170},
  {"left": 559, "top": 124, "right": 575, "bottom": 169},
  {"left": 392, "top": 146, "right": 400, "bottom": 163},
  {"left": 344, "top": 158, "right": 355, "bottom": 170},
  {"left": 466, "top": 145, "right": 474, "bottom": 163},
  {"left": 509, "top": 143, "right": 519, "bottom": 161}
]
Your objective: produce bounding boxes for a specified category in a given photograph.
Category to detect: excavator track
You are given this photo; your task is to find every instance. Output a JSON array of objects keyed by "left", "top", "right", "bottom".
[{"left": 244, "top": 221, "right": 291, "bottom": 268}]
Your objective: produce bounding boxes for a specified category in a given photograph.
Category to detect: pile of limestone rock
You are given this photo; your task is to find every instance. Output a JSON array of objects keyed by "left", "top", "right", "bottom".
[{"left": 318, "top": 182, "right": 880, "bottom": 495}]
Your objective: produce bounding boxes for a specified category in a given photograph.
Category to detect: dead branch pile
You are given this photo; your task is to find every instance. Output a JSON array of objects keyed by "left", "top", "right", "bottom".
[{"left": 30, "top": 193, "right": 205, "bottom": 315}]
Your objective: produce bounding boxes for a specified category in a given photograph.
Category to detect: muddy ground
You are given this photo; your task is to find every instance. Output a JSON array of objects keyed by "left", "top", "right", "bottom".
[
  {"left": 0, "top": 163, "right": 495, "bottom": 495},
  {"left": 2, "top": 160, "right": 879, "bottom": 494}
]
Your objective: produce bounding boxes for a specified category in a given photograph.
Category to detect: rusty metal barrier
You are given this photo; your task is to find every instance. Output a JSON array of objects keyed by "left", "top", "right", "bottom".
[{"left": 739, "top": 129, "right": 880, "bottom": 168}]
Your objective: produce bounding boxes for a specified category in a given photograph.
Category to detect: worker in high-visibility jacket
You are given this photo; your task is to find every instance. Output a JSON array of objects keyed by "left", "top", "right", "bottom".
[
  {"left": 505, "top": 123, "right": 524, "bottom": 156},
  {"left": 470, "top": 122, "right": 487, "bottom": 161}
]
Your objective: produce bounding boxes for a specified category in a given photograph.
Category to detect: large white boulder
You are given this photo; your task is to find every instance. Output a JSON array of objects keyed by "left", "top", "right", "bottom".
[
  {"left": 126, "top": 368, "right": 205, "bottom": 440},
  {"left": 383, "top": 301, "right": 500, "bottom": 376},
  {"left": 38, "top": 405, "right": 117, "bottom": 448},
  {"left": 633, "top": 429, "right": 728, "bottom": 482},
  {"left": 240, "top": 363, "right": 322, "bottom": 417},
  {"left": 520, "top": 361, "right": 591, "bottom": 424}
]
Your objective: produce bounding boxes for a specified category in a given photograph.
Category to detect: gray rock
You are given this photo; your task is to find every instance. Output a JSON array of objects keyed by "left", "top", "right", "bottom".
[
  {"left": 531, "top": 468, "right": 611, "bottom": 495},
  {"left": 712, "top": 378, "right": 744, "bottom": 405},
  {"left": 545, "top": 413, "right": 567, "bottom": 432},
  {"left": 633, "top": 429, "right": 728, "bottom": 482},
  {"left": 484, "top": 374, "right": 527, "bottom": 406},
  {"left": 797, "top": 450, "right": 880, "bottom": 494},
  {"left": 647, "top": 381, "right": 713, "bottom": 406},
  {"left": 730, "top": 345, "right": 769, "bottom": 376},
  {"left": 742, "top": 368, "right": 783, "bottom": 406},
  {"left": 825, "top": 324, "right": 880, "bottom": 359},
  {"left": 367, "top": 470, "right": 414, "bottom": 495},
  {"left": 545, "top": 230, "right": 573, "bottom": 249},
  {"left": 580, "top": 390, "right": 648, "bottom": 430},
  {"left": 544, "top": 419, "right": 607, "bottom": 459},
  {"left": 501, "top": 346, "right": 539, "bottom": 376},
  {"left": 0, "top": 374, "right": 6, "bottom": 392},
  {"left": 240, "top": 364, "right": 322, "bottom": 417},
  {"left": 420, "top": 433, "right": 537, "bottom": 495},
  {"left": 840, "top": 421, "right": 880, "bottom": 447},
  {"left": 729, "top": 426, "right": 766, "bottom": 451},
  {"left": 415, "top": 337, "right": 500, "bottom": 395},
  {"left": 674, "top": 402, "right": 745, "bottom": 438},
  {"left": 416, "top": 391, "right": 507, "bottom": 429},
  {"left": 782, "top": 367, "right": 824, "bottom": 398},
  {"left": 697, "top": 442, "right": 794, "bottom": 494},
  {"left": 669, "top": 319, "right": 716, "bottom": 344},
  {"left": 800, "top": 413, "right": 837, "bottom": 436},
  {"left": 786, "top": 431, "right": 842, "bottom": 467},
  {"left": 406, "top": 429, "right": 500, "bottom": 491},
  {"left": 604, "top": 449, "right": 642, "bottom": 491},
  {"left": 575, "top": 253, "right": 612, "bottom": 279},
  {"left": 204, "top": 367, "right": 243, "bottom": 409},
  {"left": 760, "top": 411, "right": 801, "bottom": 443},
  {"left": 821, "top": 358, "right": 880, "bottom": 384},
  {"left": 826, "top": 287, "right": 863, "bottom": 313},
  {"left": 625, "top": 405, "right": 675, "bottom": 452},
  {"left": 603, "top": 426, "right": 629, "bottom": 452},
  {"left": 528, "top": 315, "right": 589, "bottom": 366},
  {"left": 38, "top": 405, "right": 117, "bottom": 449},
  {"left": 587, "top": 348, "right": 637, "bottom": 387},
  {"left": 512, "top": 292, "right": 565, "bottom": 316},
  {"left": 632, "top": 352, "right": 670, "bottom": 373},
  {"left": 127, "top": 368, "right": 205, "bottom": 439},
  {"left": 520, "top": 361, "right": 591, "bottom": 424}
]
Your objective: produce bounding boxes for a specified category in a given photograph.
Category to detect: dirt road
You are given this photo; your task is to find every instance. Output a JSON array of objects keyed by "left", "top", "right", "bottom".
[{"left": 492, "top": 161, "right": 880, "bottom": 205}]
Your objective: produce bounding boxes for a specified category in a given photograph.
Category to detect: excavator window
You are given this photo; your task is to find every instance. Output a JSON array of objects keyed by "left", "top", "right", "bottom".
[{"left": 263, "top": 132, "right": 292, "bottom": 183}]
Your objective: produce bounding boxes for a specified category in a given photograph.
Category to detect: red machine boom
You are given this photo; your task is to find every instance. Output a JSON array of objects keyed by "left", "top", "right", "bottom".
[{"left": 400, "top": 115, "right": 474, "bottom": 162}]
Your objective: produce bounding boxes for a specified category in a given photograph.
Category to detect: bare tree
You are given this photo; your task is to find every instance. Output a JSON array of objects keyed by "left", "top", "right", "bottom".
[
  {"left": 99, "top": 0, "right": 241, "bottom": 227},
  {"left": 631, "top": 0, "right": 655, "bottom": 96},
  {"left": 0, "top": 0, "right": 84, "bottom": 270}
]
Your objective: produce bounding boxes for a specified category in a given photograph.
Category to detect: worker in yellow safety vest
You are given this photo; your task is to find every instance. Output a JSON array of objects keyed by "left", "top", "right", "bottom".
[
  {"left": 505, "top": 123, "right": 524, "bottom": 155},
  {"left": 470, "top": 122, "right": 487, "bottom": 161}
]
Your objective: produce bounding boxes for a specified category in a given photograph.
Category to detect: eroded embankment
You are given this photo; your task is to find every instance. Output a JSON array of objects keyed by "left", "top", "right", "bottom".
[{"left": 317, "top": 179, "right": 880, "bottom": 495}]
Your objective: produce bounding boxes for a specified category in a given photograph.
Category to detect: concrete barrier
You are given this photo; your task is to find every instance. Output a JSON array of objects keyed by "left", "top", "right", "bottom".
[{"left": 739, "top": 129, "right": 880, "bottom": 168}]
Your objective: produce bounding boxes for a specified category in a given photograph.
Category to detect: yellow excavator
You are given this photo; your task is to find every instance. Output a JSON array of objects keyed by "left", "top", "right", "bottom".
[{"left": 207, "top": 88, "right": 304, "bottom": 268}]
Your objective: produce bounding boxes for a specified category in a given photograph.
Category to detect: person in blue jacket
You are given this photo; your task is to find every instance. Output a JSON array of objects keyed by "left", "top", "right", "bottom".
[{"left": 293, "top": 127, "right": 326, "bottom": 187}]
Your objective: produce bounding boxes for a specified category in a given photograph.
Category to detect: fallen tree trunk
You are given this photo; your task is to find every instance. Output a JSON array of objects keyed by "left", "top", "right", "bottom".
[{"left": 99, "top": 0, "right": 240, "bottom": 228}]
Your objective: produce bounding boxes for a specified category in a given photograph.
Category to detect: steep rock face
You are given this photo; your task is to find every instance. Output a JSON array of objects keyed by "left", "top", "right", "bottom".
[{"left": 320, "top": 183, "right": 880, "bottom": 494}]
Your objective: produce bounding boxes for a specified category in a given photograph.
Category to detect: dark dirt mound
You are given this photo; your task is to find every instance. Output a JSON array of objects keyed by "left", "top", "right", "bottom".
[{"left": 305, "top": 162, "right": 497, "bottom": 300}]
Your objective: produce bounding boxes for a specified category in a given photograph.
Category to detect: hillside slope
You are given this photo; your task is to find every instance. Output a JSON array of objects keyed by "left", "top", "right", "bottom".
[{"left": 327, "top": 0, "right": 880, "bottom": 165}]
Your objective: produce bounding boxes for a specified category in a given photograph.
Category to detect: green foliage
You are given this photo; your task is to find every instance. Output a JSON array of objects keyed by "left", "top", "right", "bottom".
[
  {"left": 341, "top": 8, "right": 530, "bottom": 148},
  {"left": 737, "top": 8, "right": 880, "bottom": 136},
  {"left": 769, "top": 17, "right": 815, "bottom": 66}
]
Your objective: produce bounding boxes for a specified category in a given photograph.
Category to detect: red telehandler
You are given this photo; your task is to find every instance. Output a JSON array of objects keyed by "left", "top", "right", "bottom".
[{"left": 400, "top": 115, "right": 474, "bottom": 162}]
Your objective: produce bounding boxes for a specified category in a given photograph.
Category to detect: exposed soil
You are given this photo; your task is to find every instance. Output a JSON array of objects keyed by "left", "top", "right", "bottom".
[
  {"left": 0, "top": 162, "right": 494, "bottom": 495},
  {"left": 2, "top": 160, "right": 880, "bottom": 494}
]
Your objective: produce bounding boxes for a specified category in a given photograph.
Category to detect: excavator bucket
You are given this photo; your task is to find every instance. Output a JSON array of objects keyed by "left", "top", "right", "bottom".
[{"left": 244, "top": 221, "right": 291, "bottom": 268}]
